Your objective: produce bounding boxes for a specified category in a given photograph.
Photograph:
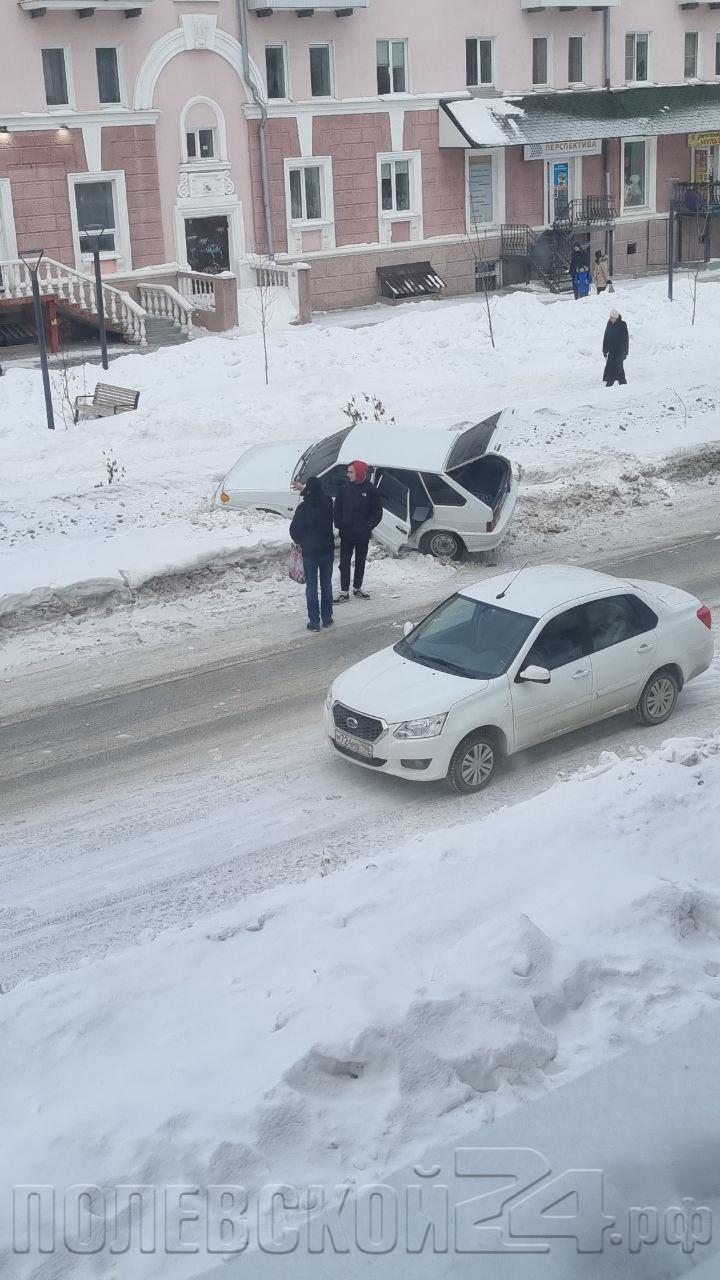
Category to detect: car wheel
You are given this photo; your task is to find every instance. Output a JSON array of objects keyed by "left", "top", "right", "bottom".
[
  {"left": 422, "top": 530, "right": 464, "bottom": 561},
  {"left": 635, "top": 668, "right": 680, "bottom": 726},
  {"left": 448, "top": 733, "right": 499, "bottom": 795}
]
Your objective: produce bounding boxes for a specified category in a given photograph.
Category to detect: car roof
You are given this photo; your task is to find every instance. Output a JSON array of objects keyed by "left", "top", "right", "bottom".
[
  {"left": 461, "top": 565, "right": 631, "bottom": 618},
  {"left": 336, "top": 424, "right": 458, "bottom": 473}
]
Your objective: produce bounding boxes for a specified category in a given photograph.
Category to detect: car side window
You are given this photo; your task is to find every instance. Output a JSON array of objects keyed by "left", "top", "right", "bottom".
[
  {"left": 524, "top": 606, "right": 589, "bottom": 672},
  {"left": 374, "top": 470, "right": 409, "bottom": 521},
  {"left": 586, "top": 594, "right": 658, "bottom": 654},
  {"left": 320, "top": 465, "right": 349, "bottom": 499},
  {"left": 421, "top": 473, "right": 467, "bottom": 507}
]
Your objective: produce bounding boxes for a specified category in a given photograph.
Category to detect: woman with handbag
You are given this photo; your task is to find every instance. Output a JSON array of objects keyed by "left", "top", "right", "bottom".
[{"left": 289, "top": 476, "right": 335, "bottom": 632}]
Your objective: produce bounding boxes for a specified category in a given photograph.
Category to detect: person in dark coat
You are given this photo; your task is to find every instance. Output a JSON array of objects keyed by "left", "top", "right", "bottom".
[
  {"left": 333, "top": 460, "right": 383, "bottom": 601},
  {"left": 602, "top": 310, "right": 629, "bottom": 387},
  {"left": 569, "top": 242, "right": 589, "bottom": 300},
  {"left": 289, "top": 476, "right": 335, "bottom": 631}
]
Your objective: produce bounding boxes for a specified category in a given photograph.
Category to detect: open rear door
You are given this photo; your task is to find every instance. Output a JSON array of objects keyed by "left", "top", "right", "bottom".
[{"left": 371, "top": 470, "right": 411, "bottom": 553}]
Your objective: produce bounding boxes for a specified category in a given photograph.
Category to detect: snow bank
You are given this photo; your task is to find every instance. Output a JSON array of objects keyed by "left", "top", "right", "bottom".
[
  {"left": 2, "top": 733, "right": 720, "bottom": 1280},
  {"left": 1, "top": 275, "right": 719, "bottom": 639}
]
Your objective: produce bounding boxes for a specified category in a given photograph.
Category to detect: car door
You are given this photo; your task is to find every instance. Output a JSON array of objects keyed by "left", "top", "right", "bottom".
[
  {"left": 585, "top": 594, "right": 659, "bottom": 717},
  {"left": 420, "top": 471, "right": 468, "bottom": 536},
  {"left": 371, "top": 469, "right": 411, "bottom": 552},
  {"left": 511, "top": 605, "right": 593, "bottom": 749}
]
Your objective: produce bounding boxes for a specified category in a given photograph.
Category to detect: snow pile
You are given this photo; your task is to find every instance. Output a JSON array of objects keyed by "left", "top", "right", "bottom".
[
  {"left": 1, "top": 274, "right": 719, "bottom": 640},
  {"left": 2, "top": 733, "right": 720, "bottom": 1279}
]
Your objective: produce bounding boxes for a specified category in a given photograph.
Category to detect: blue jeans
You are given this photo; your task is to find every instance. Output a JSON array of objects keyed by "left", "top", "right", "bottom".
[{"left": 303, "top": 551, "right": 334, "bottom": 626}]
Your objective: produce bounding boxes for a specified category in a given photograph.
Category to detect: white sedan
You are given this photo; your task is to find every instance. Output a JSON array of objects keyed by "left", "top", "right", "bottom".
[{"left": 324, "top": 565, "right": 714, "bottom": 794}]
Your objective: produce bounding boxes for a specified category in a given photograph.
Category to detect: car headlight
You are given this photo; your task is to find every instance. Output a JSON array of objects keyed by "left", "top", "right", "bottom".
[
  {"left": 325, "top": 686, "right": 334, "bottom": 710},
  {"left": 393, "top": 713, "right": 447, "bottom": 740}
]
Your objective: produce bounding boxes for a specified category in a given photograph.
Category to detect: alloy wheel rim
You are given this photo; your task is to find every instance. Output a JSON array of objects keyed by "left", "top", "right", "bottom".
[
  {"left": 431, "top": 533, "right": 457, "bottom": 558},
  {"left": 460, "top": 743, "right": 494, "bottom": 787},
  {"left": 646, "top": 677, "right": 675, "bottom": 720}
]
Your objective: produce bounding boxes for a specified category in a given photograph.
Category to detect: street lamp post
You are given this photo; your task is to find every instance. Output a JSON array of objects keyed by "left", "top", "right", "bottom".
[
  {"left": 19, "top": 247, "right": 54, "bottom": 431},
  {"left": 84, "top": 225, "right": 109, "bottom": 371}
]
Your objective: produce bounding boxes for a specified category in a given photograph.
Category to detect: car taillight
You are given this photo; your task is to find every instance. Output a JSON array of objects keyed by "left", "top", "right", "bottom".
[
  {"left": 697, "top": 605, "right": 712, "bottom": 629},
  {"left": 486, "top": 512, "right": 497, "bottom": 533}
]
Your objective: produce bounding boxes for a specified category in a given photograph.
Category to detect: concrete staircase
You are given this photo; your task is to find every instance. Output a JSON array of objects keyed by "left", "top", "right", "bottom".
[{"left": 144, "top": 316, "right": 191, "bottom": 350}]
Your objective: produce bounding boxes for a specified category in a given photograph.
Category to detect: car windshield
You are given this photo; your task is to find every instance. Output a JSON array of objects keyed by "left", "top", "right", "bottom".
[
  {"left": 293, "top": 428, "right": 353, "bottom": 484},
  {"left": 394, "top": 593, "right": 537, "bottom": 680}
]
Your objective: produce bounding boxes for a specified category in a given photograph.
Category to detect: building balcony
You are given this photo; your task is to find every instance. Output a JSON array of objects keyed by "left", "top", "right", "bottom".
[
  {"left": 673, "top": 181, "right": 720, "bottom": 214},
  {"left": 247, "top": 0, "right": 367, "bottom": 13},
  {"left": 521, "top": 0, "right": 619, "bottom": 8},
  {"left": 20, "top": 0, "right": 152, "bottom": 14}
]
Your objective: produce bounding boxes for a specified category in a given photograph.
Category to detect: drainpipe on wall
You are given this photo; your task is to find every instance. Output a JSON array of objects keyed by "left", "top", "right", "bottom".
[
  {"left": 603, "top": 5, "right": 613, "bottom": 270},
  {"left": 237, "top": 0, "right": 275, "bottom": 258}
]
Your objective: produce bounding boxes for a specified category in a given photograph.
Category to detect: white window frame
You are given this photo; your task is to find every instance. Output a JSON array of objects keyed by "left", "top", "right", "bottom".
[
  {"left": 265, "top": 43, "right": 290, "bottom": 101},
  {"left": 465, "top": 149, "right": 505, "bottom": 231},
  {"left": 67, "top": 170, "right": 132, "bottom": 271},
  {"left": 619, "top": 136, "right": 657, "bottom": 218},
  {"left": 284, "top": 156, "right": 334, "bottom": 254},
  {"left": 376, "top": 39, "right": 409, "bottom": 96},
  {"left": 185, "top": 126, "right": 218, "bottom": 163},
  {"left": 568, "top": 34, "right": 586, "bottom": 86},
  {"left": 0, "top": 178, "right": 19, "bottom": 268},
  {"left": 41, "top": 45, "right": 75, "bottom": 112},
  {"left": 684, "top": 30, "right": 700, "bottom": 81},
  {"left": 716, "top": 32, "right": 720, "bottom": 78},
  {"left": 625, "top": 32, "right": 650, "bottom": 85},
  {"left": 466, "top": 37, "right": 495, "bottom": 89},
  {"left": 309, "top": 42, "right": 334, "bottom": 99},
  {"left": 376, "top": 149, "right": 423, "bottom": 244},
  {"left": 531, "top": 35, "right": 552, "bottom": 89},
  {"left": 95, "top": 45, "right": 126, "bottom": 109}
]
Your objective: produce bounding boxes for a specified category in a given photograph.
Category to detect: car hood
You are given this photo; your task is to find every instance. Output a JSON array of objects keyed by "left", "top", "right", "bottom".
[
  {"left": 331, "top": 645, "right": 488, "bottom": 723},
  {"left": 219, "top": 439, "right": 313, "bottom": 495}
]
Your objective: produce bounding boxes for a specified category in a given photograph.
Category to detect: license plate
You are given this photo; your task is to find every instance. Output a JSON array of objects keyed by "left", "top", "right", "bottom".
[{"left": 335, "top": 729, "right": 373, "bottom": 759}]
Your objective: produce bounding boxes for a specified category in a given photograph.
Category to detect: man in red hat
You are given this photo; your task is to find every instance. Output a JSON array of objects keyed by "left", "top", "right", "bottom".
[{"left": 333, "top": 460, "right": 384, "bottom": 601}]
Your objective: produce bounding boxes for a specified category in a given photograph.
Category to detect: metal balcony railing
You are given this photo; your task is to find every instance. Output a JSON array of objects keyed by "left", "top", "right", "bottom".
[
  {"left": 553, "top": 195, "right": 617, "bottom": 229},
  {"left": 673, "top": 181, "right": 720, "bottom": 215}
]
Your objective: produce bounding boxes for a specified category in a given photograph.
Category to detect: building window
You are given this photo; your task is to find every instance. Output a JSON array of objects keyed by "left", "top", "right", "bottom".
[
  {"left": 42, "top": 48, "right": 69, "bottom": 107},
  {"left": 716, "top": 32, "right": 720, "bottom": 77},
  {"left": 74, "top": 180, "right": 116, "bottom": 253},
  {"left": 468, "top": 154, "right": 494, "bottom": 227},
  {"left": 625, "top": 33, "right": 649, "bottom": 82},
  {"left": 568, "top": 36, "right": 584, "bottom": 84},
  {"left": 265, "top": 45, "right": 287, "bottom": 99},
  {"left": 381, "top": 157, "right": 411, "bottom": 212},
  {"left": 186, "top": 128, "right": 215, "bottom": 161},
  {"left": 684, "top": 31, "right": 699, "bottom": 80},
  {"left": 532, "top": 37, "right": 549, "bottom": 87},
  {"left": 622, "top": 139, "right": 648, "bottom": 210},
  {"left": 96, "top": 47, "right": 121, "bottom": 105},
  {"left": 377, "top": 40, "right": 407, "bottom": 95},
  {"left": 289, "top": 164, "right": 323, "bottom": 222},
  {"left": 310, "top": 44, "right": 332, "bottom": 97},
  {"left": 466, "top": 38, "right": 493, "bottom": 88}
]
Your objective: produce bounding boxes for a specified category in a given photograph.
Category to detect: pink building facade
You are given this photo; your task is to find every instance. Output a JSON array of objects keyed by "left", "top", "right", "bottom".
[{"left": 1, "top": 0, "right": 720, "bottom": 316}]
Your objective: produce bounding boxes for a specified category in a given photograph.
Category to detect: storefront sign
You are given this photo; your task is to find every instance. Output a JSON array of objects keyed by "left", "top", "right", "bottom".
[
  {"left": 688, "top": 132, "right": 720, "bottom": 148},
  {"left": 523, "top": 139, "right": 602, "bottom": 161}
]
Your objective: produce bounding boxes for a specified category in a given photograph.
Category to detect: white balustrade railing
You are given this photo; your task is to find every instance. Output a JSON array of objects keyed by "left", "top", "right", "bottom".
[
  {"left": 0, "top": 256, "right": 147, "bottom": 347},
  {"left": 254, "top": 260, "right": 291, "bottom": 289},
  {"left": 177, "top": 272, "right": 217, "bottom": 313},
  {"left": 137, "top": 282, "right": 194, "bottom": 335}
]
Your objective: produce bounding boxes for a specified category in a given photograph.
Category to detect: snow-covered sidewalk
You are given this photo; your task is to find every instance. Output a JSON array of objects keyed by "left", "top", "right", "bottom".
[
  {"left": 2, "top": 732, "right": 720, "bottom": 1280},
  {"left": 1, "top": 275, "right": 719, "bottom": 661}
]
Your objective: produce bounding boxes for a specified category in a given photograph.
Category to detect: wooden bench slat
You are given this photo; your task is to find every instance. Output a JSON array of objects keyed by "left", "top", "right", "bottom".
[{"left": 72, "top": 382, "right": 140, "bottom": 423}]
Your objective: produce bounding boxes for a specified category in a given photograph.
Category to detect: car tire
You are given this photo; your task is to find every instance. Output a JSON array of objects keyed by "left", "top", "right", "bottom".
[
  {"left": 635, "top": 668, "right": 680, "bottom": 727},
  {"left": 448, "top": 732, "right": 499, "bottom": 795},
  {"left": 421, "top": 530, "right": 465, "bottom": 561}
]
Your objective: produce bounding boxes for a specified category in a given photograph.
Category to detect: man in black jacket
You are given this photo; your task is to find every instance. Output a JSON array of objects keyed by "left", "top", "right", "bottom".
[
  {"left": 333, "top": 460, "right": 384, "bottom": 602},
  {"left": 289, "top": 476, "right": 335, "bottom": 631},
  {"left": 602, "top": 310, "right": 629, "bottom": 386}
]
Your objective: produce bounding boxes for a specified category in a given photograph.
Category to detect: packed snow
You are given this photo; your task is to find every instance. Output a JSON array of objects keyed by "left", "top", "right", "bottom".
[
  {"left": 1, "top": 274, "right": 720, "bottom": 672},
  {"left": 2, "top": 734, "right": 720, "bottom": 1280}
]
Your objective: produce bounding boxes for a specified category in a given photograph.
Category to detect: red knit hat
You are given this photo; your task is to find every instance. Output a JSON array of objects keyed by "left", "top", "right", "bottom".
[{"left": 351, "top": 460, "right": 368, "bottom": 482}]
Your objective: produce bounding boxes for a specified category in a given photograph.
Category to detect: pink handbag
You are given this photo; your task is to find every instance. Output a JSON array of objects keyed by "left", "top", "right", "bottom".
[{"left": 289, "top": 544, "right": 305, "bottom": 584}]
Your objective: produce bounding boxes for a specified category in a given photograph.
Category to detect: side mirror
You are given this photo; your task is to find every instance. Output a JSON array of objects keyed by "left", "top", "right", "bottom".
[
  {"left": 403, "top": 621, "right": 415, "bottom": 637},
  {"left": 518, "top": 665, "right": 551, "bottom": 685}
]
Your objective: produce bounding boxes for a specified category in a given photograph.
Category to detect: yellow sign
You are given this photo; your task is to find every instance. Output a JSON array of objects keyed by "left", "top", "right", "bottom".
[{"left": 688, "top": 132, "right": 720, "bottom": 147}]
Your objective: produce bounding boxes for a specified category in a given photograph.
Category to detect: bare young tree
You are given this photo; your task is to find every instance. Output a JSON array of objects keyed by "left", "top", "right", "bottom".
[
  {"left": 251, "top": 259, "right": 277, "bottom": 386},
  {"left": 462, "top": 212, "right": 499, "bottom": 350},
  {"left": 342, "top": 393, "right": 396, "bottom": 428},
  {"left": 52, "top": 325, "right": 88, "bottom": 430}
]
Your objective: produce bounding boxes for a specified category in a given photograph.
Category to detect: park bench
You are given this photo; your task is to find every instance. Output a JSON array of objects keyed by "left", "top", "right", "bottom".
[{"left": 73, "top": 383, "right": 140, "bottom": 424}]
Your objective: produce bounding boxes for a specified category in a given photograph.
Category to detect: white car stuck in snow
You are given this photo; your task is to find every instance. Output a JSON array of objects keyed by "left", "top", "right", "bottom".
[
  {"left": 215, "top": 413, "right": 518, "bottom": 558},
  {"left": 325, "top": 565, "right": 714, "bottom": 794}
]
